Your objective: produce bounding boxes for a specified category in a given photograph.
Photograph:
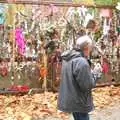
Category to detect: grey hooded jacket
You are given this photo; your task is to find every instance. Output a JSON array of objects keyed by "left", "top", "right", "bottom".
[{"left": 57, "top": 49, "right": 96, "bottom": 113}]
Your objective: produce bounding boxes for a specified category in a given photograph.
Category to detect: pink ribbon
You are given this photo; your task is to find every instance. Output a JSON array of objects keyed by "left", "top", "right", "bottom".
[{"left": 15, "top": 27, "right": 25, "bottom": 55}]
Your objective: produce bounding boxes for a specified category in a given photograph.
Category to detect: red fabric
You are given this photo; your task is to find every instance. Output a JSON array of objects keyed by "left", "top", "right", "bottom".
[
  {"left": 8, "top": 85, "right": 29, "bottom": 91},
  {"left": 102, "top": 62, "right": 109, "bottom": 74}
]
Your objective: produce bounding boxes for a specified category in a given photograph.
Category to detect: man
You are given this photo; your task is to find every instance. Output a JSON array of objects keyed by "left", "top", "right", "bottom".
[{"left": 57, "top": 35, "right": 98, "bottom": 120}]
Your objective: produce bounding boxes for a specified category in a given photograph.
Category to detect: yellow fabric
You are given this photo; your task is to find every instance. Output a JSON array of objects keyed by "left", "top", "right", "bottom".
[
  {"left": 9, "top": 30, "right": 14, "bottom": 42},
  {"left": 16, "top": 4, "right": 25, "bottom": 13},
  {"left": 5, "top": 4, "right": 25, "bottom": 25},
  {"left": 5, "top": 4, "right": 16, "bottom": 25},
  {"left": 5, "top": 4, "right": 25, "bottom": 42}
]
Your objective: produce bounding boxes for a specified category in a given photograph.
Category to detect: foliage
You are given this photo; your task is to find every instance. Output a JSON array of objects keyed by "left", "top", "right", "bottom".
[
  {"left": 73, "top": 0, "right": 94, "bottom": 4},
  {"left": 94, "top": 0, "right": 113, "bottom": 5},
  {"left": 43, "top": 23, "right": 56, "bottom": 41},
  {"left": 0, "top": 86, "right": 120, "bottom": 119}
]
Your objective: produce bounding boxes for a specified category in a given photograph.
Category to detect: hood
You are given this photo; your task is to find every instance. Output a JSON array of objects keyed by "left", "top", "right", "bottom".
[{"left": 61, "top": 48, "right": 84, "bottom": 61}]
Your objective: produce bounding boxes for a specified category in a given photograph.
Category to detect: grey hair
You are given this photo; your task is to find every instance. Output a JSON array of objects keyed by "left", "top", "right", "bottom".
[{"left": 76, "top": 35, "right": 93, "bottom": 50}]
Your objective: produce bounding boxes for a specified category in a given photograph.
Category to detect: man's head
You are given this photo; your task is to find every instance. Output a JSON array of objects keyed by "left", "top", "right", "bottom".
[{"left": 76, "top": 35, "right": 93, "bottom": 57}]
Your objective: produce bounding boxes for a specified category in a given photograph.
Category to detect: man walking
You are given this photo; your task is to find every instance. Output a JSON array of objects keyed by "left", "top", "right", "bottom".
[{"left": 58, "top": 35, "right": 98, "bottom": 120}]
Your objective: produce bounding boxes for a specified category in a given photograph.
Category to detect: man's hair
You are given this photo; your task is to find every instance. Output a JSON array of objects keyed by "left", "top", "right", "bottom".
[{"left": 76, "top": 35, "right": 93, "bottom": 50}]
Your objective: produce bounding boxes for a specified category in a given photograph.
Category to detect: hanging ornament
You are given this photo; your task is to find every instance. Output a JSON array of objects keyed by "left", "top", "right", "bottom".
[
  {"left": 32, "top": 6, "right": 41, "bottom": 20},
  {"left": 18, "top": 74, "right": 21, "bottom": 80},
  {"left": 84, "top": 13, "right": 94, "bottom": 27},
  {"left": 49, "top": 4, "right": 59, "bottom": 15},
  {"left": 103, "top": 18, "right": 111, "bottom": 35},
  {"left": 77, "top": 6, "right": 88, "bottom": 17},
  {"left": 38, "top": 5, "right": 49, "bottom": 18},
  {"left": 117, "top": 26, "right": 120, "bottom": 33},
  {"left": 40, "top": 66, "right": 47, "bottom": 78},
  {"left": 42, "top": 4, "right": 59, "bottom": 17},
  {"left": 116, "top": 2, "right": 120, "bottom": 10}
]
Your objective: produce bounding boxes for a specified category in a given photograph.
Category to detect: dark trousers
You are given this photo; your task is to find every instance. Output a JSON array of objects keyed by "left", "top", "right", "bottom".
[{"left": 72, "top": 112, "right": 89, "bottom": 120}]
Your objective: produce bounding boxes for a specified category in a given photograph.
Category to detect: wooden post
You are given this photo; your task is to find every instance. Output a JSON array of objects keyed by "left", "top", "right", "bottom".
[
  {"left": 43, "top": 49, "right": 48, "bottom": 103},
  {"left": 11, "top": 4, "right": 16, "bottom": 85},
  {"left": 43, "top": 50, "right": 47, "bottom": 92}
]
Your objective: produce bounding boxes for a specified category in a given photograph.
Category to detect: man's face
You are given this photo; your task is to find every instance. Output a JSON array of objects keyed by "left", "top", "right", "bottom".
[{"left": 83, "top": 46, "right": 91, "bottom": 57}]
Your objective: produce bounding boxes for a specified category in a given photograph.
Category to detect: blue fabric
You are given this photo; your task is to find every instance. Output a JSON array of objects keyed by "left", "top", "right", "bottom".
[
  {"left": 73, "top": 112, "right": 89, "bottom": 120},
  {"left": 0, "top": 16, "right": 4, "bottom": 24},
  {"left": 0, "top": 5, "right": 5, "bottom": 24}
]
